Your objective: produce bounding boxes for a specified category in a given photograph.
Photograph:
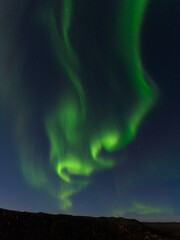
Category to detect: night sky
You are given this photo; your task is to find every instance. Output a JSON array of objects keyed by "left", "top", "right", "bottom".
[{"left": 0, "top": 0, "right": 180, "bottom": 221}]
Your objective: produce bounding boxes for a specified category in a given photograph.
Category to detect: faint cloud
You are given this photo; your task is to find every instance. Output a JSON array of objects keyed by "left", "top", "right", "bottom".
[{"left": 113, "top": 202, "right": 173, "bottom": 218}]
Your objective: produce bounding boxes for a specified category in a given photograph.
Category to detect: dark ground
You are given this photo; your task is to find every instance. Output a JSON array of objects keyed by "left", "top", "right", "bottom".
[
  {"left": 0, "top": 208, "right": 180, "bottom": 240},
  {"left": 145, "top": 222, "right": 180, "bottom": 237}
]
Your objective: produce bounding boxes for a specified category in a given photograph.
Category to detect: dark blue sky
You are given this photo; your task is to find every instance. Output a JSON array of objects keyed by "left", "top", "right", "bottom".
[{"left": 0, "top": 0, "right": 180, "bottom": 221}]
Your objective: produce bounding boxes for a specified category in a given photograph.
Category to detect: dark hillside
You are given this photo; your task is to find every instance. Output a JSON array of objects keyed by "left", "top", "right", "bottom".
[{"left": 0, "top": 208, "right": 180, "bottom": 240}]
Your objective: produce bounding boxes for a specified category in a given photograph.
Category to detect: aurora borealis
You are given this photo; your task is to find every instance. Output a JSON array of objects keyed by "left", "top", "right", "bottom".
[{"left": 0, "top": 0, "right": 180, "bottom": 221}]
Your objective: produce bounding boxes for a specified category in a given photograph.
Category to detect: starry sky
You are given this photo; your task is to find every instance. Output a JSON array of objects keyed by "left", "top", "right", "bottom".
[{"left": 0, "top": 0, "right": 180, "bottom": 221}]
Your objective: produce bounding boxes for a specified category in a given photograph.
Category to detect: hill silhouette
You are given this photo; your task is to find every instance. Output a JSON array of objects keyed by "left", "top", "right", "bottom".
[{"left": 0, "top": 208, "right": 180, "bottom": 240}]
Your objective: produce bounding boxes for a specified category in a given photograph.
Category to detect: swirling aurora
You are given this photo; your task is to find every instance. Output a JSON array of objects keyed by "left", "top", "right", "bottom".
[
  {"left": 43, "top": 0, "right": 157, "bottom": 209},
  {"left": 0, "top": 0, "right": 179, "bottom": 219}
]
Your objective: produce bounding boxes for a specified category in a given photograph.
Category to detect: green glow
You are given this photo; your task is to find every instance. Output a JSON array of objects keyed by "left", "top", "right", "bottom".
[
  {"left": 45, "top": 96, "right": 94, "bottom": 184},
  {"left": 47, "top": 0, "right": 86, "bottom": 119},
  {"left": 114, "top": 202, "right": 173, "bottom": 217},
  {"left": 58, "top": 186, "right": 75, "bottom": 209},
  {"left": 45, "top": 96, "right": 115, "bottom": 209},
  {"left": 102, "top": 131, "right": 120, "bottom": 151},
  {"left": 21, "top": 156, "right": 48, "bottom": 188},
  {"left": 115, "top": 0, "right": 158, "bottom": 147},
  {"left": 58, "top": 180, "right": 89, "bottom": 210},
  {"left": 56, "top": 154, "right": 93, "bottom": 183},
  {"left": 0, "top": 0, "right": 158, "bottom": 211},
  {"left": 59, "top": 97, "right": 79, "bottom": 142},
  {"left": 43, "top": 0, "right": 158, "bottom": 209},
  {"left": 133, "top": 203, "right": 172, "bottom": 215},
  {"left": 90, "top": 130, "right": 120, "bottom": 160},
  {"left": 90, "top": 139, "right": 102, "bottom": 160}
]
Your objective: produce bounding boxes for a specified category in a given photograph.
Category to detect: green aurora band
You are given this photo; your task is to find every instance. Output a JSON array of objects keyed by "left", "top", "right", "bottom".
[
  {"left": 114, "top": 202, "right": 173, "bottom": 217},
  {"left": 44, "top": 0, "right": 157, "bottom": 210},
  {"left": 0, "top": 0, "right": 158, "bottom": 211}
]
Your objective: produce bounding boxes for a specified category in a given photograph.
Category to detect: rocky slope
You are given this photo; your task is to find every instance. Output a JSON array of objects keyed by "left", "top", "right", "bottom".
[{"left": 0, "top": 208, "right": 180, "bottom": 240}]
